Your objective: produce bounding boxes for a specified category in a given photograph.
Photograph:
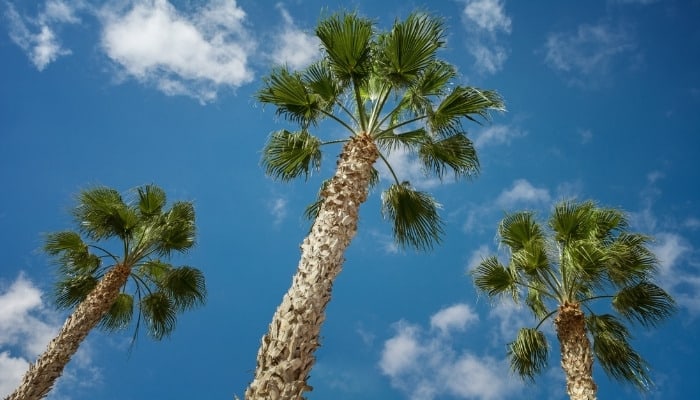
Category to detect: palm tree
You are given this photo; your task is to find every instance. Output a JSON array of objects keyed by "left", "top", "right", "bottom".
[
  {"left": 6, "top": 185, "right": 206, "bottom": 400},
  {"left": 247, "top": 11, "right": 503, "bottom": 400},
  {"left": 471, "top": 200, "right": 675, "bottom": 400}
]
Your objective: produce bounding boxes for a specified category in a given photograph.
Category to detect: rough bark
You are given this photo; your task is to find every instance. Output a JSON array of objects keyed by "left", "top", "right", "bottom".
[
  {"left": 245, "top": 134, "right": 379, "bottom": 400},
  {"left": 5, "top": 263, "right": 131, "bottom": 400},
  {"left": 554, "top": 302, "right": 597, "bottom": 400}
]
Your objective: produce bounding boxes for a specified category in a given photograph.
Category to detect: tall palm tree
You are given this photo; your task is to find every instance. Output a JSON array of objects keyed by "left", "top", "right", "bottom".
[
  {"left": 472, "top": 200, "right": 675, "bottom": 400},
  {"left": 6, "top": 185, "right": 206, "bottom": 400},
  {"left": 247, "top": 11, "right": 504, "bottom": 400}
]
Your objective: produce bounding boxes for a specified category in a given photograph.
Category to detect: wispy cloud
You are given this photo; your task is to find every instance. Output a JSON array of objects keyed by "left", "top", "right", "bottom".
[
  {"left": 459, "top": 0, "right": 512, "bottom": 74},
  {"left": 472, "top": 124, "right": 526, "bottom": 149},
  {"left": 496, "top": 179, "right": 551, "bottom": 209},
  {"left": 266, "top": 4, "right": 320, "bottom": 69},
  {"left": 378, "top": 147, "right": 442, "bottom": 190},
  {"left": 268, "top": 197, "right": 288, "bottom": 226},
  {"left": 379, "top": 304, "right": 521, "bottom": 400},
  {"left": 99, "top": 0, "right": 255, "bottom": 103},
  {"left": 543, "top": 21, "right": 637, "bottom": 88},
  {"left": 0, "top": 273, "right": 100, "bottom": 398},
  {"left": 5, "top": 1, "right": 82, "bottom": 70}
]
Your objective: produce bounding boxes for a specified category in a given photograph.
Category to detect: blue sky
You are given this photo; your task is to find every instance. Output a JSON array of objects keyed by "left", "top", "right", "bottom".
[{"left": 1, "top": 0, "right": 699, "bottom": 399}]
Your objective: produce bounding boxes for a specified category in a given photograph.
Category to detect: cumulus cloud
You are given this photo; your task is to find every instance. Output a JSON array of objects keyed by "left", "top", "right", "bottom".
[
  {"left": 650, "top": 233, "right": 700, "bottom": 314},
  {"left": 5, "top": 1, "right": 82, "bottom": 70},
  {"left": 496, "top": 179, "right": 551, "bottom": 209},
  {"left": 99, "top": 0, "right": 255, "bottom": 103},
  {"left": 0, "top": 274, "right": 100, "bottom": 398},
  {"left": 378, "top": 147, "right": 442, "bottom": 190},
  {"left": 267, "top": 4, "right": 320, "bottom": 69},
  {"left": 543, "top": 21, "right": 637, "bottom": 87},
  {"left": 460, "top": 0, "right": 512, "bottom": 74},
  {"left": 472, "top": 124, "right": 526, "bottom": 149},
  {"left": 379, "top": 304, "right": 521, "bottom": 400}
]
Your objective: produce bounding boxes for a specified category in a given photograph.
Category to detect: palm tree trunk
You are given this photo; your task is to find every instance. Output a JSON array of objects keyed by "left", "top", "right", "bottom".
[
  {"left": 554, "top": 302, "right": 597, "bottom": 400},
  {"left": 5, "top": 263, "right": 131, "bottom": 400},
  {"left": 245, "top": 133, "right": 379, "bottom": 400}
]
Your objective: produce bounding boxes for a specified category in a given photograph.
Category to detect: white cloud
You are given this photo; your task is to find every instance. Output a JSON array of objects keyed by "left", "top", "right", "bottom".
[
  {"left": 5, "top": 2, "right": 78, "bottom": 70},
  {"left": 0, "top": 274, "right": 100, "bottom": 398},
  {"left": 268, "top": 4, "right": 320, "bottom": 69},
  {"left": 380, "top": 304, "right": 522, "bottom": 400},
  {"left": 460, "top": 0, "right": 512, "bottom": 75},
  {"left": 100, "top": 0, "right": 255, "bottom": 103},
  {"left": 472, "top": 124, "right": 526, "bottom": 149},
  {"left": 496, "top": 179, "right": 551, "bottom": 209},
  {"left": 379, "top": 147, "right": 441, "bottom": 189},
  {"left": 430, "top": 304, "right": 479, "bottom": 334},
  {"left": 544, "top": 22, "right": 636, "bottom": 87},
  {"left": 649, "top": 233, "right": 700, "bottom": 314},
  {"left": 268, "top": 197, "right": 287, "bottom": 226},
  {"left": 578, "top": 128, "right": 593, "bottom": 144}
]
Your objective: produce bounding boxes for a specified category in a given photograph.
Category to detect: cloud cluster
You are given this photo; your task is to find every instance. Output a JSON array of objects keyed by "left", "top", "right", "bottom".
[
  {"left": 266, "top": 4, "right": 320, "bottom": 69},
  {"left": 379, "top": 303, "right": 521, "bottom": 400},
  {"left": 459, "top": 0, "right": 512, "bottom": 74}
]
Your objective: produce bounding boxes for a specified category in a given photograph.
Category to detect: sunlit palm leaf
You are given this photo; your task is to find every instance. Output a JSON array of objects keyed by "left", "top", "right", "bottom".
[
  {"left": 549, "top": 200, "right": 595, "bottom": 243},
  {"left": 55, "top": 275, "right": 98, "bottom": 309},
  {"left": 381, "top": 183, "right": 443, "bottom": 251},
  {"left": 499, "top": 212, "right": 544, "bottom": 252},
  {"left": 137, "top": 184, "right": 166, "bottom": 218},
  {"left": 74, "top": 187, "right": 137, "bottom": 241},
  {"left": 303, "top": 60, "right": 342, "bottom": 110},
  {"left": 418, "top": 133, "right": 479, "bottom": 179},
  {"left": 141, "top": 291, "right": 177, "bottom": 340},
  {"left": 162, "top": 267, "right": 207, "bottom": 311},
  {"left": 612, "top": 282, "right": 676, "bottom": 327},
  {"left": 590, "top": 207, "right": 627, "bottom": 242},
  {"left": 156, "top": 201, "right": 196, "bottom": 255},
  {"left": 472, "top": 256, "right": 516, "bottom": 298},
  {"left": 258, "top": 67, "right": 321, "bottom": 127},
  {"left": 138, "top": 260, "right": 171, "bottom": 284},
  {"left": 508, "top": 328, "right": 549, "bottom": 381},
  {"left": 430, "top": 87, "right": 504, "bottom": 135},
  {"left": 262, "top": 129, "right": 322, "bottom": 182},
  {"left": 99, "top": 293, "right": 134, "bottom": 331},
  {"left": 316, "top": 13, "right": 373, "bottom": 84},
  {"left": 378, "top": 13, "right": 444, "bottom": 86},
  {"left": 605, "top": 233, "right": 657, "bottom": 286},
  {"left": 525, "top": 287, "right": 550, "bottom": 319},
  {"left": 45, "top": 231, "right": 101, "bottom": 274},
  {"left": 587, "top": 314, "right": 651, "bottom": 390},
  {"left": 375, "top": 128, "right": 428, "bottom": 152}
]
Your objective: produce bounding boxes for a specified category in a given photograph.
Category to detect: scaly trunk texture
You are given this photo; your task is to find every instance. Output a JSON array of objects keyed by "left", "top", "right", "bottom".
[
  {"left": 554, "top": 303, "right": 597, "bottom": 400},
  {"left": 245, "top": 134, "right": 379, "bottom": 400},
  {"left": 5, "top": 263, "right": 131, "bottom": 400}
]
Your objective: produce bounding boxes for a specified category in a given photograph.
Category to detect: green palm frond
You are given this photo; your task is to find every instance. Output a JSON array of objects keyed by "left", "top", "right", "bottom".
[
  {"left": 605, "top": 233, "right": 657, "bottom": 286},
  {"left": 472, "top": 256, "right": 517, "bottom": 298},
  {"left": 161, "top": 267, "right": 207, "bottom": 311},
  {"left": 508, "top": 328, "right": 549, "bottom": 381},
  {"left": 587, "top": 314, "right": 651, "bottom": 390},
  {"left": 54, "top": 275, "right": 98, "bottom": 309},
  {"left": 374, "top": 128, "right": 428, "bottom": 152},
  {"left": 316, "top": 13, "right": 374, "bottom": 84},
  {"left": 262, "top": 129, "right": 322, "bottom": 182},
  {"left": 141, "top": 291, "right": 177, "bottom": 340},
  {"left": 137, "top": 184, "right": 167, "bottom": 218},
  {"left": 138, "top": 259, "right": 170, "bottom": 283},
  {"left": 377, "top": 13, "right": 444, "bottom": 87},
  {"left": 45, "top": 231, "right": 101, "bottom": 274},
  {"left": 591, "top": 207, "right": 627, "bottom": 242},
  {"left": 525, "top": 287, "right": 550, "bottom": 320},
  {"left": 99, "top": 293, "right": 134, "bottom": 331},
  {"left": 257, "top": 67, "right": 322, "bottom": 127},
  {"left": 498, "top": 212, "right": 544, "bottom": 252},
  {"left": 303, "top": 60, "right": 342, "bottom": 108},
  {"left": 429, "top": 87, "right": 504, "bottom": 135},
  {"left": 549, "top": 200, "right": 595, "bottom": 243},
  {"left": 612, "top": 282, "right": 676, "bottom": 327},
  {"left": 418, "top": 133, "right": 479, "bottom": 179},
  {"left": 381, "top": 182, "right": 443, "bottom": 251},
  {"left": 74, "top": 187, "right": 137, "bottom": 241}
]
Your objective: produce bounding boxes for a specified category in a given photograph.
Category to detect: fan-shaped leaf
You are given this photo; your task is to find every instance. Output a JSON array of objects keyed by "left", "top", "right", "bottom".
[
  {"left": 508, "top": 328, "right": 549, "bottom": 381},
  {"left": 262, "top": 129, "right": 323, "bottom": 182},
  {"left": 381, "top": 183, "right": 443, "bottom": 251},
  {"left": 612, "top": 282, "right": 676, "bottom": 327},
  {"left": 99, "top": 293, "right": 134, "bottom": 331},
  {"left": 316, "top": 13, "right": 373, "bottom": 84},
  {"left": 418, "top": 133, "right": 479, "bottom": 179},
  {"left": 137, "top": 185, "right": 166, "bottom": 218},
  {"left": 472, "top": 256, "right": 516, "bottom": 298},
  {"left": 141, "top": 291, "right": 176, "bottom": 340},
  {"left": 163, "top": 267, "right": 207, "bottom": 311},
  {"left": 54, "top": 275, "right": 98, "bottom": 310}
]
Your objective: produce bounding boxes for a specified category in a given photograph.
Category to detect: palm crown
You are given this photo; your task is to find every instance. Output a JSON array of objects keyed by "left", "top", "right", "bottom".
[
  {"left": 258, "top": 11, "right": 504, "bottom": 250},
  {"left": 472, "top": 200, "right": 675, "bottom": 390},
  {"left": 45, "top": 185, "right": 206, "bottom": 340}
]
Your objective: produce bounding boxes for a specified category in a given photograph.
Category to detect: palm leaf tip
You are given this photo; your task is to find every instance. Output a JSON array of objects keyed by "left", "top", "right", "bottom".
[
  {"left": 418, "top": 133, "right": 479, "bottom": 180},
  {"left": 508, "top": 328, "right": 549, "bottom": 381},
  {"left": 612, "top": 282, "right": 676, "bottom": 327},
  {"left": 472, "top": 256, "right": 515, "bottom": 297},
  {"left": 262, "top": 129, "right": 322, "bottom": 181},
  {"left": 381, "top": 183, "right": 443, "bottom": 251}
]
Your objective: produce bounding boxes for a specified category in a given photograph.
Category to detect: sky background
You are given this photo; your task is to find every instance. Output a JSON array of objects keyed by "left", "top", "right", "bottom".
[{"left": 1, "top": 0, "right": 699, "bottom": 399}]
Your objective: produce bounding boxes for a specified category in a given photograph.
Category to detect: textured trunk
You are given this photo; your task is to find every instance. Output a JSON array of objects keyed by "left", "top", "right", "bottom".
[
  {"left": 245, "top": 134, "right": 379, "bottom": 400},
  {"left": 5, "top": 263, "right": 131, "bottom": 400},
  {"left": 554, "top": 303, "right": 597, "bottom": 400}
]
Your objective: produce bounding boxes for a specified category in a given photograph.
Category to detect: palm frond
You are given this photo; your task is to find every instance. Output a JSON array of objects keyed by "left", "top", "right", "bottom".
[
  {"left": 381, "top": 183, "right": 443, "bottom": 251},
  {"left": 612, "top": 282, "right": 676, "bottom": 327},
  {"left": 137, "top": 184, "right": 167, "bottom": 218},
  {"left": 316, "top": 12, "right": 374, "bottom": 84},
  {"left": 418, "top": 133, "right": 479, "bottom": 180},
  {"left": 257, "top": 67, "right": 322, "bottom": 127},
  {"left": 472, "top": 256, "right": 517, "bottom": 298},
  {"left": 549, "top": 200, "right": 595, "bottom": 243},
  {"left": 74, "top": 187, "right": 137, "bottom": 241},
  {"left": 377, "top": 13, "right": 444, "bottom": 87},
  {"left": 155, "top": 201, "right": 196, "bottom": 255},
  {"left": 429, "top": 87, "right": 504, "bottom": 135},
  {"left": 99, "top": 293, "right": 134, "bottom": 331},
  {"left": 54, "top": 275, "right": 98, "bottom": 310},
  {"left": 45, "top": 231, "right": 101, "bottom": 274},
  {"left": 511, "top": 240, "right": 550, "bottom": 278},
  {"left": 303, "top": 60, "right": 343, "bottom": 109},
  {"left": 507, "top": 328, "right": 549, "bottom": 381},
  {"left": 138, "top": 259, "right": 171, "bottom": 283},
  {"left": 262, "top": 129, "right": 322, "bottom": 182},
  {"left": 591, "top": 206, "right": 627, "bottom": 242},
  {"left": 605, "top": 233, "right": 657, "bottom": 287},
  {"left": 162, "top": 267, "right": 207, "bottom": 311},
  {"left": 587, "top": 314, "right": 652, "bottom": 390},
  {"left": 498, "top": 212, "right": 544, "bottom": 252},
  {"left": 375, "top": 128, "right": 428, "bottom": 152},
  {"left": 141, "top": 291, "right": 177, "bottom": 340},
  {"left": 525, "top": 286, "right": 550, "bottom": 320}
]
